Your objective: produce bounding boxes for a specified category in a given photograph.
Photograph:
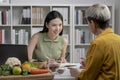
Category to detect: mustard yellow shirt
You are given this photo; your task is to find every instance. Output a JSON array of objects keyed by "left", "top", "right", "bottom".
[{"left": 78, "top": 28, "right": 120, "bottom": 80}]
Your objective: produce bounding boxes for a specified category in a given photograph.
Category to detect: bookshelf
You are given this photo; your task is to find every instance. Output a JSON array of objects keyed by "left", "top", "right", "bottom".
[
  {"left": 0, "top": 4, "right": 114, "bottom": 62},
  {"left": 72, "top": 4, "right": 115, "bottom": 63}
]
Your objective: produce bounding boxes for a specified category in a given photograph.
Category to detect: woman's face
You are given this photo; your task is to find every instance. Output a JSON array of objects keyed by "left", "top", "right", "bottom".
[{"left": 46, "top": 18, "right": 63, "bottom": 37}]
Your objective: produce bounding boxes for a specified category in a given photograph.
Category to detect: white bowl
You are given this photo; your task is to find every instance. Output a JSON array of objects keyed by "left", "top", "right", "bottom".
[{"left": 56, "top": 68, "right": 65, "bottom": 74}]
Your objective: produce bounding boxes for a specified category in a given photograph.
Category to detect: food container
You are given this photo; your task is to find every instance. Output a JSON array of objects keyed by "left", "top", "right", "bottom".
[
  {"left": 56, "top": 68, "right": 65, "bottom": 74},
  {"left": 32, "top": 61, "right": 48, "bottom": 69},
  {"left": 49, "top": 63, "right": 60, "bottom": 72}
]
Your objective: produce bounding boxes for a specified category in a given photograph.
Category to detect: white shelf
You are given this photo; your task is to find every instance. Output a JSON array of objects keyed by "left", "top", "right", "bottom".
[
  {"left": 72, "top": 5, "right": 114, "bottom": 62},
  {"left": 0, "top": 4, "right": 114, "bottom": 63}
]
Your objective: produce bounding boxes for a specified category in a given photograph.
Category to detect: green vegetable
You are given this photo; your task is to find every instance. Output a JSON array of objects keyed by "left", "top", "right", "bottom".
[
  {"left": 23, "top": 61, "right": 39, "bottom": 68},
  {"left": 22, "top": 70, "right": 28, "bottom": 75},
  {"left": 0, "top": 64, "right": 12, "bottom": 76},
  {"left": 0, "top": 64, "right": 12, "bottom": 71},
  {"left": 0, "top": 67, "right": 2, "bottom": 75},
  {"left": 2, "top": 71, "right": 11, "bottom": 76},
  {"left": 30, "top": 62, "right": 39, "bottom": 68}
]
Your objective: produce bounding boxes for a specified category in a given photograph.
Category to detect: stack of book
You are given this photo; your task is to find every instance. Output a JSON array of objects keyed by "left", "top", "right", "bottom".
[{"left": 21, "top": 7, "right": 31, "bottom": 24}]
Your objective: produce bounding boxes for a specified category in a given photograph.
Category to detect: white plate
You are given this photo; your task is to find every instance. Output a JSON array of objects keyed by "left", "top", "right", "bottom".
[{"left": 60, "top": 63, "right": 78, "bottom": 68}]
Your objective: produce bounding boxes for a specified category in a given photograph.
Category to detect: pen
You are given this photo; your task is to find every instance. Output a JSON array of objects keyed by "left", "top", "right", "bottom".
[{"left": 45, "top": 56, "right": 50, "bottom": 60}]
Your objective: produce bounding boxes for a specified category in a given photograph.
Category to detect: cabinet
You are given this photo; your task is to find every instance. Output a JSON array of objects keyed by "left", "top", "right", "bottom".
[{"left": 0, "top": 4, "right": 114, "bottom": 62}]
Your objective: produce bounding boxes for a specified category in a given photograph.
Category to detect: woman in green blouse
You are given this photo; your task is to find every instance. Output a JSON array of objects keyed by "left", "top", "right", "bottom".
[
  {"left": 28, "top": 11, "right": 68, "bottom": 63},
  {"left": 69, "top": 3, "right": 120, "bottom": 80}
]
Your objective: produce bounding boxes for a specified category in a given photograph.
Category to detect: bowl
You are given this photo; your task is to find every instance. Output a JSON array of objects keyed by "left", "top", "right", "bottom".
[
  {"left": 49, "top": 63, "right": 60, "bottom": 72},
  {"left": 56, "top": 68, "right": 65, "bottom": 74}
]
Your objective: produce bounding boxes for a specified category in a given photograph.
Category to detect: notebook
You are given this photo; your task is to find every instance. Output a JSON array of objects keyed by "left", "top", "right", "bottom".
[{"left": 0, "top": 44, "right": 28, "bottom": 65}]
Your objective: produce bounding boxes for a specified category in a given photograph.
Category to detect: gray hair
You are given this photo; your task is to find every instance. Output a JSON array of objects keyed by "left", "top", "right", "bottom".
[{"left": 86, "top": 4, "right": 111, "bottom": 21}]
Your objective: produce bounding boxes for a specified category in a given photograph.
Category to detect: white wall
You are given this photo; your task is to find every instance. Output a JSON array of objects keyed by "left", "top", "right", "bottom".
[
  {"left": 115, "top": 0, "right": 120, "bottom": 34},
  {"left": 11, "top": 0, "right": 114, "bottom": 5}
]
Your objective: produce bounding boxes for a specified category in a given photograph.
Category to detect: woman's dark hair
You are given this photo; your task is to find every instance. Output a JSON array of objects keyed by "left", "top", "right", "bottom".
[{"left": 40, "top": 10, "right": 63, "bottom": 36}]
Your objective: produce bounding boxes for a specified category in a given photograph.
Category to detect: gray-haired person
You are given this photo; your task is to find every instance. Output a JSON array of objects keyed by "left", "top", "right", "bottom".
[{"left": 69, "top": 3, "right": 120, "bottom": 80}]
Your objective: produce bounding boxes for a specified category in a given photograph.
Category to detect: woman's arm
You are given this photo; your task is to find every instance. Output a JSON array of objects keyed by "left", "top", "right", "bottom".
[
  {"left": 27, "top": 33, "right": 39, "bottom": 62},
  {"left": 59, "top": 38, "right": 68, "bottom": 63}
]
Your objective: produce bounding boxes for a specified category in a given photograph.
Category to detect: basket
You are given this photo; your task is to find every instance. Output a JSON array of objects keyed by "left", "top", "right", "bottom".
[{"left": 32, "top": 61, "right": 48, "bottom": 69}]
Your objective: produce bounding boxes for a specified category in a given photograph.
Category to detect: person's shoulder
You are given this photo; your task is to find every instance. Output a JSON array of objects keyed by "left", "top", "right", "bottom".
[
  {"left": 32, "top": 33, "right": 40, "bottom": 38},
  {"left": 58, "top": 36, "right": 64, "bottom": 41},
  {"left": 114, "top": 33, "right": 120, "bottom": 38},
  {"left": 92, "top": 37, "right": 105, "bottom": 44},
  {"left": 59, "top": 36, "right": 68, "bottom": 45},
  {"left": 90, "top": 36, "right": 105, "bottom": 47},
  {"left": 63, "top": 38, "right": 68, "bottom": 45},
  {"left": 32, "top": 33, "right": 39, "bottom": 37}
]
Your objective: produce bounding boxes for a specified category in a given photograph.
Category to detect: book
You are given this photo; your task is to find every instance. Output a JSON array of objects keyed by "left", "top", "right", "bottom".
[
  {"left": 40, "top": 8, "right": 44, "bottom": 24},
  {"left": 11, "top": 29, "right": 15, "bottom": 44},
  {"left": 22, "top": 7, "right": 28, "bottom": 24},
  {"left": 0, "top": 29, "right": 5, "bottom": 44},
  {"left": 0, "top": 11, "right": 2, "bottom": 25},
  {"left": 74, "top": 48, "right": 85, "bottom": 63},
  {"left": 26, "top": 7, "right": 31, "bottom": 24},
  {"left": 32, "top": 7, "right": 36, "bottom": 24},
  {"left": 82, "top": 10, "right": 87, "bottom": 24},
  {"left": 6, "top": 10, "right": 11, "bottom": 25},
  {"left": 63, "top": 8, "right": 68, "bottom": 25},
  {"left": 36, "top": 7, "right": 40, "bottom": 24},
  {"left": 2, "top": 9, "right": 7, "bottom": 24},
  {"left": 53, "top": 7, "right": 68, "bottom": 25},
  {"left": 0, "top": 0, "right": 9, "bottom": 3},
  {"left": 78, "top": 10, "right": 83, "bottom": 25},
  {"left": 0, "top": 29, "right": 2, "bottom": 44}
]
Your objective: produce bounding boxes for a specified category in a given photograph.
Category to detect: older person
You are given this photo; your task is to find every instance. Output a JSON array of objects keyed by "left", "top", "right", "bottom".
[{"left": 69, "top": 3, "right": 120, "bottom": 80}]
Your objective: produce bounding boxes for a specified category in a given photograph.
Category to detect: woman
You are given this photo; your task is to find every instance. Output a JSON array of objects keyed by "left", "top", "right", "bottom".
[
  {"left": 69, "top": 4, "right": 120, "bottom": 80},
  {"left": 28, "top": 11, "right": 68, "bottom": 63}
]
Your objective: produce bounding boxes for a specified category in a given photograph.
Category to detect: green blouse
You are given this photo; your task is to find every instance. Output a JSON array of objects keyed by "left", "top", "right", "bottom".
[{"left": 33, "top": 33, "right": 64, "bottom": 61}]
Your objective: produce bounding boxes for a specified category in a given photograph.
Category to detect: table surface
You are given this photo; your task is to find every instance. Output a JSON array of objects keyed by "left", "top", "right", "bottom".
[
  {"left": 0, "top": 71, "right": 54, "bottom": 80},
  {"left": 54, "top": 63, "right": 81, "bottom": 80}
]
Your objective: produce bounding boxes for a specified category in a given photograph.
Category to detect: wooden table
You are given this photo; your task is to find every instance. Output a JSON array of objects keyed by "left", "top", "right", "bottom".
[{"left": 0, "top": 71, "right": 54, "bottom": 80}]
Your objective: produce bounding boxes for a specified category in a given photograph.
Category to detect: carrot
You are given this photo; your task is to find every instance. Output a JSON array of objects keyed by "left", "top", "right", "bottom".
[{"left": 30, "top": 68, "right": 49, "bottom": 74}]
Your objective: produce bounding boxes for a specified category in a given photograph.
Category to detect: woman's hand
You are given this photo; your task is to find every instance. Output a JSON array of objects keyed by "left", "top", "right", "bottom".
[
  {"left": 57, "top": 57, "right": 67, "bottom": 63},
  {"left": 29, "top": 59, "right": 37, "bottom": 62},
  {"left": 48, "top": 59, "right": 56, "bottom": 64}
]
